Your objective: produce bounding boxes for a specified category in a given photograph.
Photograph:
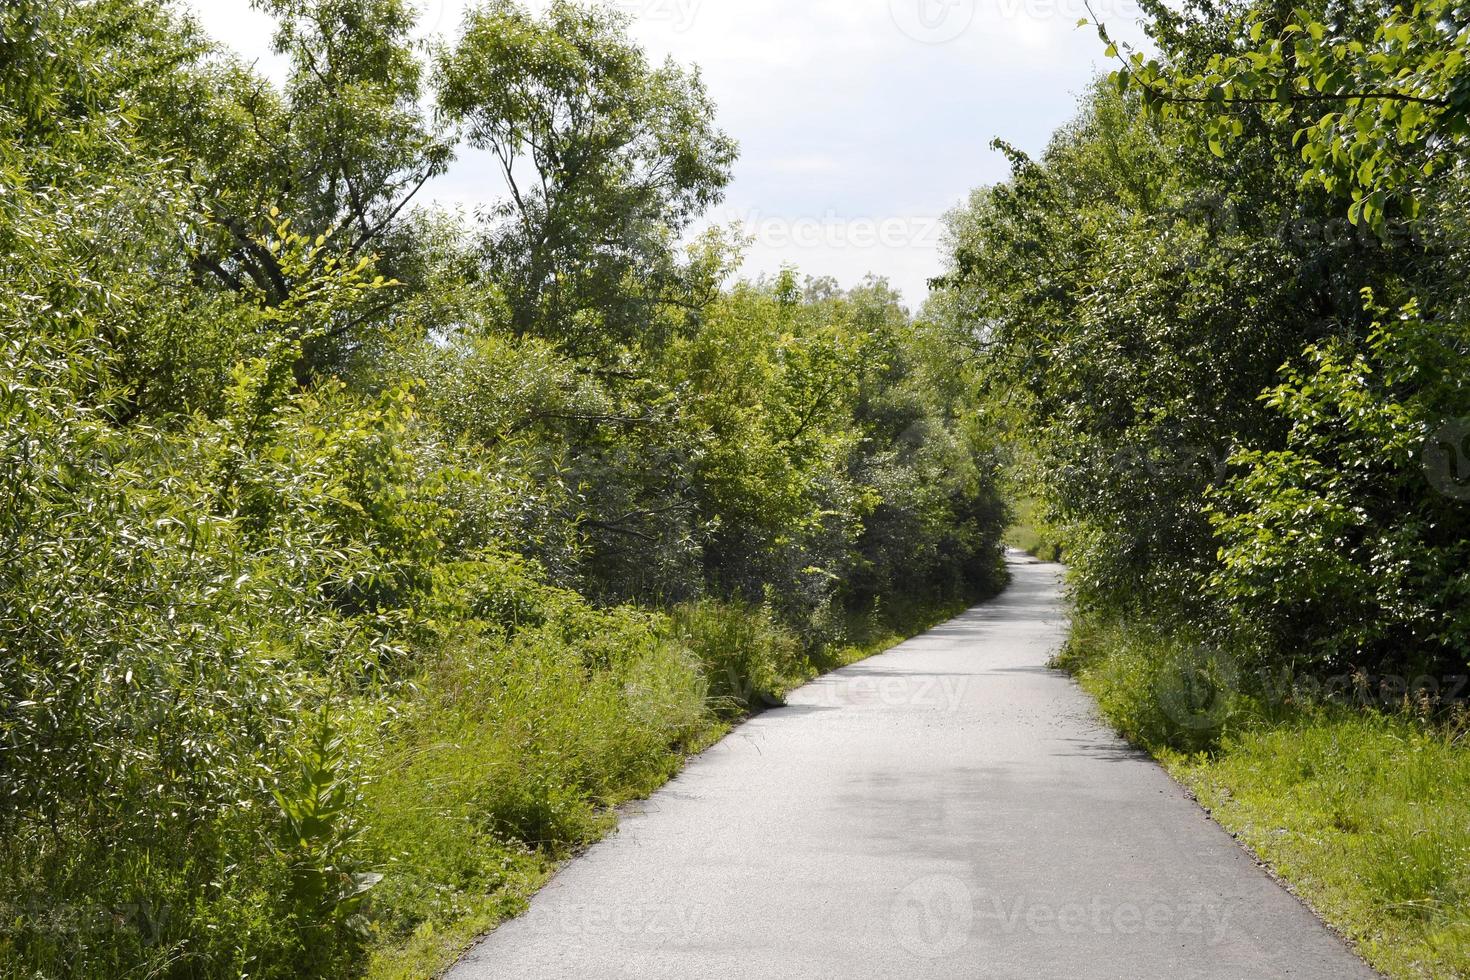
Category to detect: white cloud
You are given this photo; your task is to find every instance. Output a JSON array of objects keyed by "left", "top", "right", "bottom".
[{"left": 180, "top": 0, "right": 1149, "bottom": 304}]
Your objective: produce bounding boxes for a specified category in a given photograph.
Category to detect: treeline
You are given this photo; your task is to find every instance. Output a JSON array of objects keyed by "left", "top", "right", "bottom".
[
  {"left": 935, "top": 8, "right": 1470, "bottom": 969},
  {"left": 0, "top": 1, "right": 1006, "bottom": 977},
  {"left": 934, "top": 0, "right": 1470, "bottom": 696}
]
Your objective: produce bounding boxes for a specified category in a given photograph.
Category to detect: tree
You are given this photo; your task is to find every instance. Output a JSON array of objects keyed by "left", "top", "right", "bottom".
[
  {"left": 1092, "top": 0, "right": 1470, "bottom": 232},
  {"left": 436, "top": 0, "right": 737, "bottom": 356},
  {"left": 1208, "top": 297, "right": 1470, "bottom": 672}
]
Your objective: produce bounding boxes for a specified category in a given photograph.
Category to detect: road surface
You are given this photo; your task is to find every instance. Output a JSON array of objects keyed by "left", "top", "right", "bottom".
[{"left": 448, "top": 555, "right": 1377, "bottom": 979}]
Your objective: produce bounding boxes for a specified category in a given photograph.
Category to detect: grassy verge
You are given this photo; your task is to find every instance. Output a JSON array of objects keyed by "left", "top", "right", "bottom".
[
  {"left": 359, "top": 592, "right": 980, "bottom": 980},
  {"left": 1003, "top": 499, "right": 1064, "bottom": 562},
  {"left": 1055, "top": 615, "right": 1470, "bottom": 979}
]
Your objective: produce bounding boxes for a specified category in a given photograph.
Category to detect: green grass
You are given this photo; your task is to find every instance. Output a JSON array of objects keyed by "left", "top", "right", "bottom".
[
  {"left": 355, "top": 594, "right": 975, "bottom": 980},
  {"left": 1003, "top": 499, "right": 1064, "bottom": 562},
  {"left": 1182, "top": 713, "right": 1470, "bottom": 978},
  {"left": 1057, "top": 615, "right": 1470, "bottom": 979}
]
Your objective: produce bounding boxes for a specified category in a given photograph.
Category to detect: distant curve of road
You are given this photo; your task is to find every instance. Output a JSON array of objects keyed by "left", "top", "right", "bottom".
[{"left": 448, "top": 555, "right": 1378, "bottom": 980}]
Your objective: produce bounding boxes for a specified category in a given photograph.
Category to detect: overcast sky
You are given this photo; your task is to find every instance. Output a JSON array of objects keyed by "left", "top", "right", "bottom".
[{"left": 183, "top": 0, "right": 1148, "bottom": 307}]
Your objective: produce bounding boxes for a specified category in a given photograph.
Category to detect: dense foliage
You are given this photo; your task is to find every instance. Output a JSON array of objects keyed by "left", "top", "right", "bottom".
[
  {"left": 0, "top": 2, "right": 1007, "bottom": 977},
  {"left": 936, "top": 0, "right": 1470, "bottom": 681},
  {"left": 939, "top": 4, "right": 1470, "bottom": 973}
]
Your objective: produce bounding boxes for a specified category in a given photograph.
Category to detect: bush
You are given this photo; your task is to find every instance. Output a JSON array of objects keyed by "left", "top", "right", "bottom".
[
  {"left": 0, "top": 4, "right": 1011, "bottom": 978},
  {"left": 1208, "top": 303, "right": 1470, "bottom": 676},
  {"left": 345, "top": 587, "right": 967, "bottom": 979},
  {"left": 1055, "top": 615, "right": 1251, "bottom": 754},
  {"left": 670, "top": 600, "right": 803, "bottom": 716},
  {"left": 355, "top": 610, "right": 709, "bottom": 944},
  {"left": 1061, "top": 613, "right": 1470, "bottom": 978}
]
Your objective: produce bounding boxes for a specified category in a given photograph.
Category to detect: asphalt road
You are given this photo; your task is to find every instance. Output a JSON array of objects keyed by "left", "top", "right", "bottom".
[{"left": 448, "top": 555, "right": 1378, "bottom": 979}]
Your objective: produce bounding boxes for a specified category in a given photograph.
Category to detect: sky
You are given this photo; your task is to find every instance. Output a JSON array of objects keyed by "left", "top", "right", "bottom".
[{"left": 183, "top": 0, "right": 1149, "bottom": 308}]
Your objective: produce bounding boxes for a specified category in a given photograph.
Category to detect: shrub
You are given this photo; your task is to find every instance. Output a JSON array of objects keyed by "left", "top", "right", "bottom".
[
  {"left": 1055, "top": 615, "right": 1250, "bottom": 754},
  {"left": 670, "top": 600, "right": 804, "bottom": 716},
  {"left": 1209, "top": 301, "right": 1470, "bottom": 675}
]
